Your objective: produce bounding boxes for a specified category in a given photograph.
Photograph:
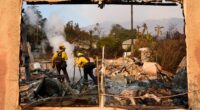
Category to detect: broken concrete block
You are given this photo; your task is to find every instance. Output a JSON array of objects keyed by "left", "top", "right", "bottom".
[
  {"left": 139, "top": 47, "right": 152, "bottom": 62},
  {"left": 33, "top": 62, "right": 41, "bottom": 70},
  {"left": 30, "top": 62, "right": 42, "bottom": 71},
  {"left": 142, "top": 62, "right": 162, "bottom": 77}
]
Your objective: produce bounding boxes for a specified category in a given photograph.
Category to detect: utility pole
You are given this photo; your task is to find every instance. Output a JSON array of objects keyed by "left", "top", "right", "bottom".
[
  {"left": 131, "top": 5, "right": 134, "bottom": 56},
  {"left": 131, "top": 5, "right": 133, "bottom": 31}
]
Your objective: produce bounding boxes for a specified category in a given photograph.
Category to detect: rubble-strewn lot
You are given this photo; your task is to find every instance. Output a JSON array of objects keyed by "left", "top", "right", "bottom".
[
  {"left": 104, "top": 57, "right": 187, "bottom": 107},
  {"left": 19, "top": 56, "right": 187, "bottom": 109},
  {"left": 19, "top": 63, "right": 99, "bottom": 109}
]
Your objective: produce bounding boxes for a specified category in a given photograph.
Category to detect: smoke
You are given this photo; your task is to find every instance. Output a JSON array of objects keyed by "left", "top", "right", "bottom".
[
  {"left": 41, "top": 39, "right": 48, "bottom": 54},
  {"left": 44, "top": 14, "right": 80, "bottom": 80},
  {"left": 24, "top": 6, "right": 49, "bottom": 55},
  {"left": 25, "top": 6, "right": 40, "bottom": 26},
  {"left": 24, "top": 6, "right": 81, "bottom": 80}
]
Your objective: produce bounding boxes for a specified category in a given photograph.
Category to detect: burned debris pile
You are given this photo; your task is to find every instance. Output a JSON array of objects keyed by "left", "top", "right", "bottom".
[
  {"left": 104, "top": 57, "right": 187, "bottom": 107},
  {"left": 19, "top": 62, "right": 98, "bottom": 109},
  {"left": 19, "top": 56, "right": 187, "bottom": 109}
]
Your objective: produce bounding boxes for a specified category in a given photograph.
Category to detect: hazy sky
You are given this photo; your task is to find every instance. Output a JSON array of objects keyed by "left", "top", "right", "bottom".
[{"left": 23, "top": 3, "right": 183, "bottom": 27}]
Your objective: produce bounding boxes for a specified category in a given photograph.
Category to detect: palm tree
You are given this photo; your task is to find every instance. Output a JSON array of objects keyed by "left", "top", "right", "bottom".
[
  {"left": 155, "top": 25, "right": 164, "bottom": 38},
  {"left": 136, "top": 25, "right": 140, "bottom": 33},
  {"left": 142, "top": 23, "right": 148, "bottom": 35},
  {"left": 93, "top": 23, "right": 101, "bottom": 37}
]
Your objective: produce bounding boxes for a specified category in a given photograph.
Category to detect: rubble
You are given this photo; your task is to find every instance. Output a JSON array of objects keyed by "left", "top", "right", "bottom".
[
  {"left": 19, "top": 56, "right": 188, "bottom": 108},
  {"left": 105, "top": 77, "right": 187, "bottom": 107},
  {"left": 139, "top": 47, "right": 152, "bottom": 62},
  {"left": 104, "top": 57, "right": 169, "bottom": 81},
  {"left": 20, "top": 62, "right": 99, "bottom": 108},
  {"left": 110, "top": 74, "right": 127, "bottom": 87},
  {"left": 176, "top": 56, "right": 186, "bottom": 73},
  {"left": 172, "top": 69, "right": 187, "bottom": 93},
  {"left": 104, "top": 57, "right": 143, "bottom": 78},
  {"left": 105, "top": 76, "right": 127, "bottom": 95},
  {"left": 142, "top": 62, "right": 162, "bottom": 77},
  {"left": 103, "top": 57, "right": 188, "bottom": 107},
  {"left": 19, "top": 67, "right": 26, "bottom": 83}
]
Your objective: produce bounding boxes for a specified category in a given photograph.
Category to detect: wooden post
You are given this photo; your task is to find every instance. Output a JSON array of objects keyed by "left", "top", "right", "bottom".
[
  {"left": 96, "top": 56, "right": 101, "bottom": 107},
  {"left": 100, "top": 46, "right": 105, "bottom": 108}
]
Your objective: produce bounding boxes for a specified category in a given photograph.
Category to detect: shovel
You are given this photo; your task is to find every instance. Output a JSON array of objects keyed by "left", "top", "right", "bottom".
[
  {"left": 73, "top": 64, "right": 76, "bottom": 82},
  {"left": 79, "top": 67, "right": 82, "bottom": 77}
]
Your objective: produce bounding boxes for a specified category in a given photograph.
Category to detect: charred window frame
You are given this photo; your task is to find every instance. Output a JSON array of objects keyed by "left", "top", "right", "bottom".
[{"left": 19, "top": 0, "right": 186, "bottom": 109}]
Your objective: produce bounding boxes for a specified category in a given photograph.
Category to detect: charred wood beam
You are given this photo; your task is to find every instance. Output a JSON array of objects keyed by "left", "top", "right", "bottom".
[
  {"left": 26, "top": 0, "right": 177, "bottom": 6},
  {"left": 21, "top": 94, "right": 98, "bottom": 109}
]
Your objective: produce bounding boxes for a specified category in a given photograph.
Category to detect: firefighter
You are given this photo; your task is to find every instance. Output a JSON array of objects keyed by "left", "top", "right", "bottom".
[
  {"left": 76, "top": 52, "right": 97, "bottom": 85},
  {"left": 52, "top": 44, "right": 70, "bottom": 83}
]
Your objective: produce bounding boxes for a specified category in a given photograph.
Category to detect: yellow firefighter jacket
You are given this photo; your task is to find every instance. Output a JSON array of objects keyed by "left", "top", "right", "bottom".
[
  {"left": 51, "top": 50, "right": 68, "bottom": 65},
  {"left": 76, "top": 56, "right": 89, "bottom": 67}
]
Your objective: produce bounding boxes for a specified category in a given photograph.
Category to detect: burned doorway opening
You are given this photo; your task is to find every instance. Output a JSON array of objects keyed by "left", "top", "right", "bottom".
[{"left": 19, "top": 0, "right": 187, "bottom": 109}]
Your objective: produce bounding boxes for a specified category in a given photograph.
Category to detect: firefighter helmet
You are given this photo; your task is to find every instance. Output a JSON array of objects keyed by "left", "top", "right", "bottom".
[
  {"left": 59, "top": 44, "right": 65, "bottom": 49},
  {"left": 77, "top": 52, "right": 84, "bottom": 57}
]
